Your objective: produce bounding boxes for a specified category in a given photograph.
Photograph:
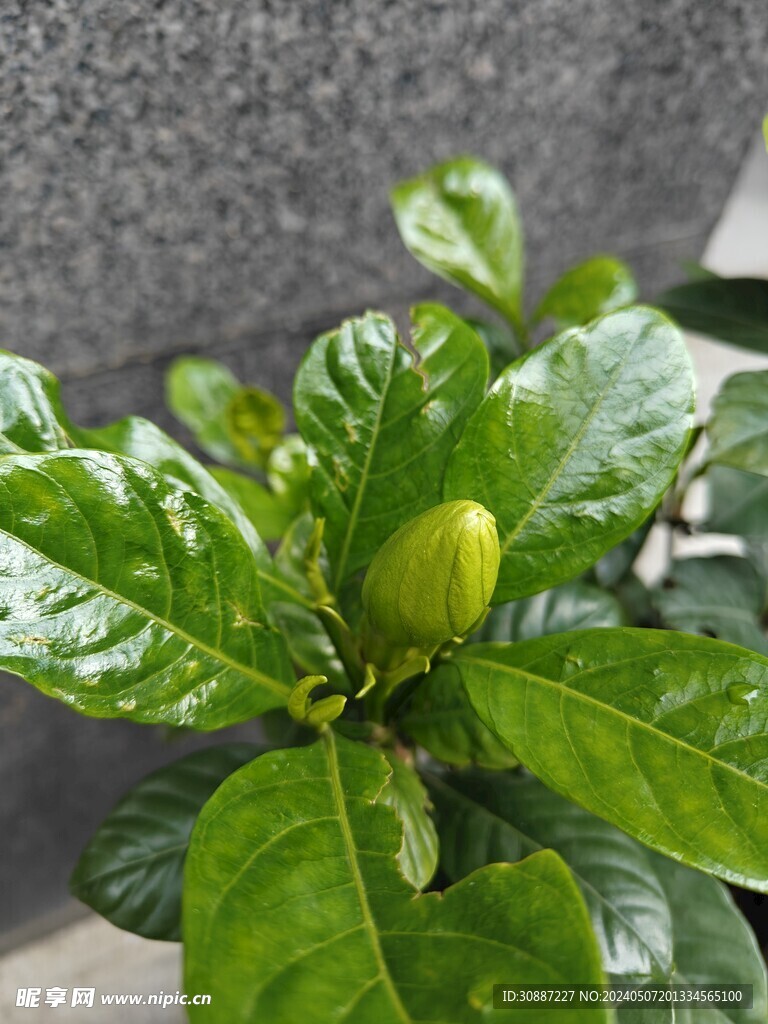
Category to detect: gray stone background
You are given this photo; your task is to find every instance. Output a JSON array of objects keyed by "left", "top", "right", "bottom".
[{"left": 1, "top": 0, "right": 767, "bottom": 944}]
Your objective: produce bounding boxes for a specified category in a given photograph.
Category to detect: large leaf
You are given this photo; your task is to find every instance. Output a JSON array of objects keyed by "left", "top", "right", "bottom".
[
  {"left": 457, "top": 629, "right": 768, "bottom": 889},
  {"left": 658, "top": 278, "right": 768, "bottom": 354},
  {"left": 70, "top": 743, "right": 260, "bottom": 940},
  {"left": 391, "top": 157, "right": 524, "bottom": 327},
  {"left": 654, "top": 556, "right": 767, "bottom": 655},
  {"left": 294, "top": 305, "right": 488, "bottom": 589},
  {"left": 533, "top": 256, "right": 638, "bottom": 329},
  {"left": 427, "top": 769, "right": 672, "bottom": 982},
  {"left": 401, "top": 660, "right": 518, "bottom": 770},
  {"left": 0, "top": 450, "right": 292, "bottom": 727},
  {"left": 445, "top": 307, "right": 694, "bottom": 602},
  {"left": 428, "top": 769, "right": 767, "bottom": 1023},
  {"left": 707, "top": 371, "right": 768, "bottom": 477},
  {"left": 476, "top": 580, "right": 624, "bottom": 643},
  {"left": 380, "top": 750, "right": 438, "bottom": 890},
  {"left": 184, "top": 731, "right": 609, "bottom": 1024}
]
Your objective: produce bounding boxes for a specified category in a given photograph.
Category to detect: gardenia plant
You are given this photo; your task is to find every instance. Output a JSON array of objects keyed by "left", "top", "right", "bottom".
[{"left": 3, "top": 153, "right": 768, "bottom": 1023}]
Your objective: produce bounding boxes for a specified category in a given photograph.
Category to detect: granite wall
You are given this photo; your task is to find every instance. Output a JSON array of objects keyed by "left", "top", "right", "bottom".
[{"left": 1, "top": 0, "right": 767, "bottom": 941}]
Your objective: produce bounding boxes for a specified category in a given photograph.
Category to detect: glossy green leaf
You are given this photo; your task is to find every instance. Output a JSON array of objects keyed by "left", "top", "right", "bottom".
[
  {"left": 184, "top": 732, "right": 609, "bottom": 1024},
  {"left": 0, "top": 350, "right": 72, "bottom": 454},
  {"left": 428, "top": 769, "right": 767, "bottom": 1022},
  {"left": 648, "top": 851, "right": 767, "bottom": 1024},
  {"left": 459, "top": 629, "right": 768, "bottom": 889},
  {"left": 445, "top": 307, "right": 694, "bottom": 602},
  {"left": 380, "top": 750, "right": 438, "bottom": 890},
  {"left": 476, "top": 580, "right": 624, "bottom": 643},
  {"left": 707, "top": 371, "right": 768, "bottom": 476},
  {"left": 427, "top": 769, "right": 672, "bottom": 982},
  {"left": 70, "top": 743, "right": 260, "bottom": 940},
  {"left": 401, "top": 660, "right": 518, "bottom": 770},
  {"left": 391, "top": 157, "right": 524, "bottom": 327},
  {"left": 0, "top": 450, "right": 293, "bottom": 728},
  {"left": 654, "top": 556, "right": 767, "bottom": 655},
  {"left": 658, "top": 278, "right": 768, "bottom": 354},
  {"left": 533, "top": 256, "right": 638, "bottom": 329},
  {"left": 209, "top": 466, "right": 293, "bottom": 541},
  {"left": 294, "top": 305, "right": 488, "bottom": 589}
]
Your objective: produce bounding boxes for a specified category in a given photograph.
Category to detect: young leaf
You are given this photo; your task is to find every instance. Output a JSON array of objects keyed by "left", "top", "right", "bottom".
[
  {"left": 533, "top": 256, "right": 638, "bottom": 330},
  {"left": 184, "top": 732, "right": 609, "bottom": 1024},
  {"left": 427, "top": 769, "right": 672, "bottom": 982},
  {"left": 654, "top": 556, "right": 768, "bottom": 655},
  {"left": 294, "top": 305, "right": 488, "bottom": 589},
  {"left": 70, "top": 743, "right": 261, "bottom": 941},
  {"left": 400, "top": 661, "right": 518, "bottom": 770},
  {"left": 649, "top": 852, "right": 767, "bottom": 1024},
  {"left": 476, "top": 580, "right": 624, "bottom": 643},
  {"left": 457, "top": 629, "right": 768, "bottom": 889},
  {"left": 707, "top": 370, "right": 768, "bottom": 476},
  {"left": 391, "top": 157, "right": 524, "bottom": 329},
  {"left": 445, "top": 307, "right": 695, "bottom": 602},
  {"left": 0, "top": 450, "right": 293, "bottom": 728},
  {"left": 166, "top": 357, "right": 284, "bottom": 468},
  {"left": 657, "top": 278, "right": 768, "bottom": 354},
  {"left": 379, "top": 750, "right": 438, "bottom": 890}
]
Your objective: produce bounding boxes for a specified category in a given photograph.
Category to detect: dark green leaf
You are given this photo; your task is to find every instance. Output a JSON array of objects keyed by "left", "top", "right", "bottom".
[
  {"left": 533, "top": 256, "right": 637, "bottom": 329},
  {"left": 658, "top": 279, "right": 768, "bottom": 354},
  {"left": 707, "top": 371, "right": 768, "bottom": 476},
  {"left": 705, "top": 465, "right": 768, "bottom": 539},
  {"left": 0, "top": 450, "right": 292, "bottom": 727},
  {"left": 459, "top": 629, "right": 768, "bottom": 889},
  {"left": 654, "top": 556, "right": 767, "bottom": 655},
  {"left": 380, "top": 750, "right": 438, "bottom": 890},
  {"left": 294, "top": 305, "right": 488, "bottom": 589},
  {"left": 70, "top": 743, "right": 260, "bottom": 940},
  {"left": 391, "top": 157, "right": 524, "bottom": 328},
  {"left": 648, "top": 851, "right": 767, "bottom": 1024},
  {"left": 445, "top": 307, "right": 694, "bottom": 602},
  {"left": 465, "top": 318, "right": 521, "bottom": 378},
  {"left": 184, "top": 732, "right": 609, "bottom": 1024},
  {"left": 427, "top": 769, "right": 672, "bottom": 982},
  {"left": 401, "top": 660, "right": 518, "bottom": 770},
  {"left": 593, "top": 516, "right": 655, "bottom": 589},
  {"left": 476, "top": 580, "right": 624, "bottom": 643}
]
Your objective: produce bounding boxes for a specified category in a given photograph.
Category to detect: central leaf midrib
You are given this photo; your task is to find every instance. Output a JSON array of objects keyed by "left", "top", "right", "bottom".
[
  {"left": 460, "top": 651, "right": 768, "bottom": 799},
  {"left": 333, "top": 335, "right": 398, "bottom": 590},
  {"left": 1, "top": 526, "right": 290, "bottom": 699},
  {"left": 324, "top": 729, "right": 411, "bottom": 1023}
]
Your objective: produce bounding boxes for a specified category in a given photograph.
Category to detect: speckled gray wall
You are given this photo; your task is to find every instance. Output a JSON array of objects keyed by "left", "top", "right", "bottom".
[{"left": 1, "top": 0, "right": 767, "bottom": 940}]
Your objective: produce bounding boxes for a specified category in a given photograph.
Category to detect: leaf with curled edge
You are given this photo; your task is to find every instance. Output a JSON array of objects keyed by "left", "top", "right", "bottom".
[
  {"left": 0, "top": 450, "right": 292, "bottom": 728},
  {"left": 294, "top": 305, "right": 488, "bottom": 590},
  {"left": 184, "top": 730, "right": 610, "bottom": 1024},
  {"left": 459, "top": 628, "right": 768, "bottom": 890}
]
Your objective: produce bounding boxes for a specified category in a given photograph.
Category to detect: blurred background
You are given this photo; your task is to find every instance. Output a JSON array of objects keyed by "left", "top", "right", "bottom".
[{"left": 1, "top": 0, "right": 767, "bottom": 959}]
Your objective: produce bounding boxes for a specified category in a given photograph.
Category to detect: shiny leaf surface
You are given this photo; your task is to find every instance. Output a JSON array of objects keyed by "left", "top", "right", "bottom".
[
  {"left": 658, "top": 278, "right": 768, "bottom": 354},
  {"left": 654, "top": 556, "right": 767, "bottom": 655},
  {"left": 445, "top": 308, "right": 694, "bottom": 602},
  {"left": 533, "top": 256, "right": 637, "bottom": 329},
  {"left": 707, "top": 371, "right": 768, "bottom": 476},
  {"left": 0, "top": 450, "right": 292, "bottom": 727},
  {"left": 184, "top": 732, "right": 609, "bottom": 1024},
  {"left": 459, "top": 629, "right": 768, "bottom": 889},
  {"left": 401, "top": 660, "right": 518, "bottom": 770},
  {"left": 0, "top": 350, "right": 71, "bottom": 454},
  {"left": 294, "top": 305, "right": 488, "bottom": 589},
  {"left": 391, "top": 157, "right": 524, "bottom": 327},
  {"left": 476, "top": 580, "right": 624, "bottom": 643},
  {"left": 380, "top": 750, "right": 438, "bottom": 890},
  {"left": 70, "top": 743, "right": 260, "bottom": 940}
]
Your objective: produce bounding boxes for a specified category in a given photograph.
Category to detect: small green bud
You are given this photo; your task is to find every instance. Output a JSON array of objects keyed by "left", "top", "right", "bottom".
[{"left": 362, "top": 500, "right": 500, "bottom": 649}]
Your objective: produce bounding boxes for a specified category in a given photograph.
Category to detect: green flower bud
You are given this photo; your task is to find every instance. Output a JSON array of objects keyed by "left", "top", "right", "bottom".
[{"left": 362, "top": 500, "right": 500, "bottom": 649}]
